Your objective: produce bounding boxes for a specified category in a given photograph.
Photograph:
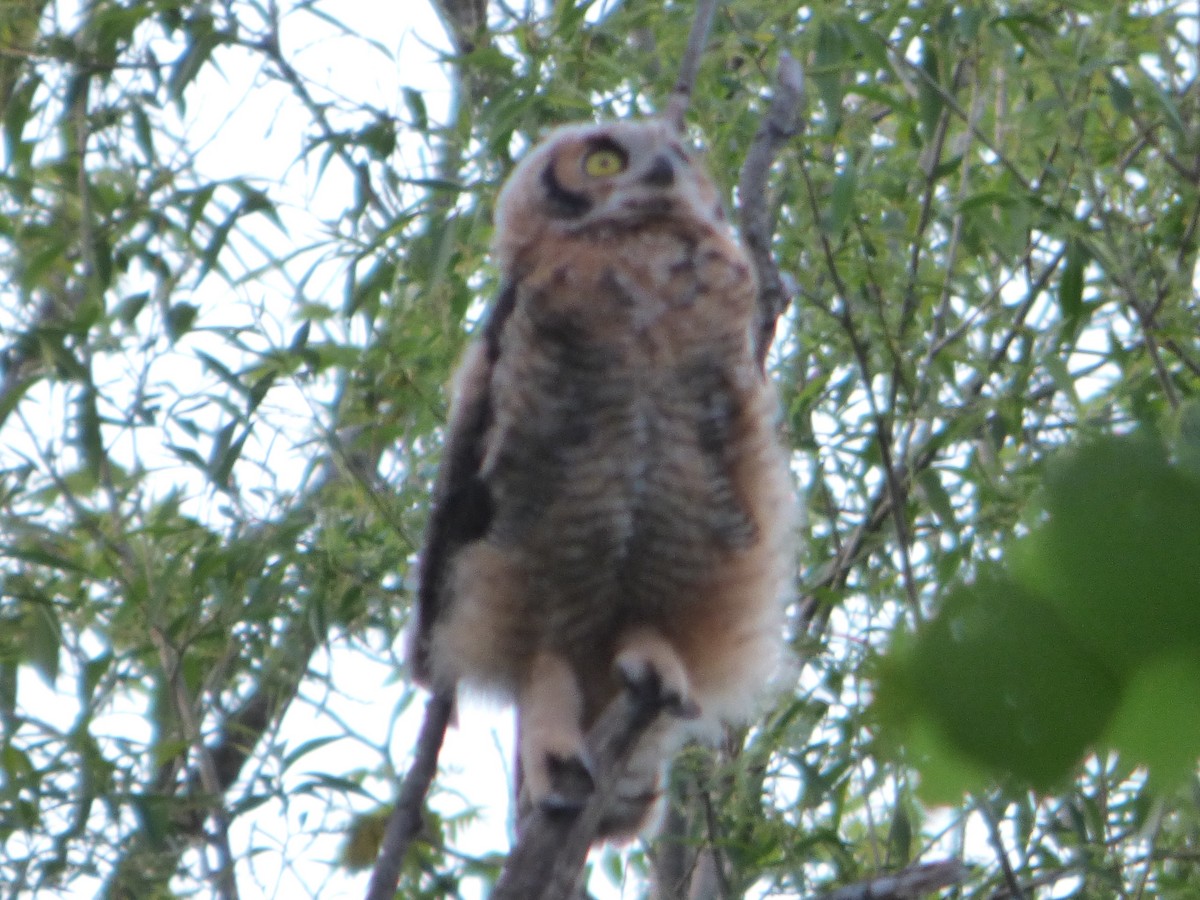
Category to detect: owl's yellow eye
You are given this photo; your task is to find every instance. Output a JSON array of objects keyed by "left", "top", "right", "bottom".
[{"left": 583, "top": 147, "right": 627, "bottom": 178}]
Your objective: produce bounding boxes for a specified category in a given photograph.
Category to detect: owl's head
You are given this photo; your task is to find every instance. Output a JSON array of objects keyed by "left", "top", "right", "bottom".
[{"left": 492, "top": 119, "right": 725, "bottom": 267}]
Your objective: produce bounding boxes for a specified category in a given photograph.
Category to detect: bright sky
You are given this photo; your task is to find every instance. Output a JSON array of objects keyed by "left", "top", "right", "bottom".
[
  {"left": 184, "top": 5, "right": 526, "bottom": 898},
  {"left": 11, "top": 3, "right": 528, "bottom": 898}
]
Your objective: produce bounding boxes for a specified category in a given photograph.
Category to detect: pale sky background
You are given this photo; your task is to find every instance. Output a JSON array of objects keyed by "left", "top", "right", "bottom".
[
  {"left": 162, "top": 4, "right": 525, "bottom": 897},
  {"left": 12, "top": 2, "right": 520, "bottom": 898}
]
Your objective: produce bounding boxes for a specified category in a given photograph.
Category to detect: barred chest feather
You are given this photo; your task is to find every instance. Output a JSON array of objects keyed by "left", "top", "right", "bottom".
[{"left": 478, "top": 231, "right": 769, "bottom": 648}]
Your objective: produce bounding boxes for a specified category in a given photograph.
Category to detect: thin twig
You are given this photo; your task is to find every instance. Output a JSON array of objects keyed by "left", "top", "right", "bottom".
[
  {"left": 665, "top": 0, "right": 719, "bottom": 131},
  {"left": 255, "top": 0, "right": 387, "bottom": 217},
  {"left": 150, "top": 627, "right": 241, "bottom": 900},
  {"left": 364, "top": 691, "right": 455, "bottom": 900},
  {"left": 976, "top": 798, "right": 1027, "bottom": 900}
]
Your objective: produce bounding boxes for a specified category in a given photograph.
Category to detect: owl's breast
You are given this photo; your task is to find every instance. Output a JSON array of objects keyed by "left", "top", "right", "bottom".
[{"left": 480, "top": 273, "right": 765, "bottom": 628}]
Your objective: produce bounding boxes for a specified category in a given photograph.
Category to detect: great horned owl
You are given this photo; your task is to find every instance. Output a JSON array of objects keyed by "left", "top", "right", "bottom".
[{"left": 411, "top": 119, "right": 794, "bottom": 836}]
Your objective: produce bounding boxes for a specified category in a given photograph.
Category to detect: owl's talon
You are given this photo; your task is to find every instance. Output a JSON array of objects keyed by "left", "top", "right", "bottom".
[
  {"left": 539, "top": 750, "right": 595, "bottom": 815},
  {"left": 616, "top": 655, "right": 700, "bottom": 720}
]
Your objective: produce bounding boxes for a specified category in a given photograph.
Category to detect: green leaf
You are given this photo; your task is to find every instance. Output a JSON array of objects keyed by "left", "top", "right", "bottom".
[
  {"left": 196, "top": 350, "right": 243, "bottom": 395},
  {"left": 899, "top": 569, "right": 1119, "bottom": 789},
  {"left": 167, "top": 442, "right": 207, "bottom": 470},
  {"left": 917, "top": 468, "right": 955, "bottom": 527},
  {"left": 1107, "top": 655, "right": 1200, "bottom": 792},
  {"left": 209, "top": 425, "right": 249, "bottom": 489},
  {"left": 1106, "top": 71, "right": 1134, "bottom": 118},
  {"left": 131, "top": 104, "right": 155, "bottom": 162},
  {"left": 0, "top": 373, "right": 38, "bottom": 429},
  {"left": 75, "top": 384, "right": 105, "bottom": 481},
  {"left": 184, "top": 184, "right": 216, "bottom": 232},
  {"left": 839, "top": 18, "right": 889, "bottom": 70},
  {"left": 1145, "top": 70, "right": 1187, "bottom": 136},
  {"left": 1016, "top": 434, "right": 1200, "bottom": 671},
  {"left": 116, "top": 292, "right": 150, "bottom": 325},
  {"left": 1058, "top": 237, "right": 1086, "bottom": 322},
  {"left": 813, "top": 21, "right": 847, "bottom": 127},
  {"left": 26, "top": 602, "right": 62, "bottom": 688},
  {"left": 339, "top": 811, "right": 387, "bottom": 870},
  {"left": 402, "top": 87, "right": 428, "bottom": 132},
  {"left": 282, "top": 736, "right": 344, "bottom": 770},
  {"left": 916, "top": 41, "right": 943, "bottom": 140},
  {"left": 166, "top": 302, "right": 199, "bottom": 341},
  {"left": 167, "top": 15, "right": 223, "bottom": 103},
  {"left": 289, "top": 320, "right": 311, "bottom": 353},
  {"left": 199, "top": 214, "right": 234, "bottom": 281},
  {"left": 826, "top": 156, "right": 857, "bottom": 234},
  {"left": 81, "top": 652, "right": 112, "bottom": 703}
]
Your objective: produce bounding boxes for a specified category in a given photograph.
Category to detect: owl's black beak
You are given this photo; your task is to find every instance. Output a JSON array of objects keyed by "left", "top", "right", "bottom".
[{"left": 642, "top": 154, "right": 675, "bottom": 187}]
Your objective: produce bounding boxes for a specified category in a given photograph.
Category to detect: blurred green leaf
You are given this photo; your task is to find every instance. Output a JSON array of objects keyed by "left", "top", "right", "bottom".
[
  {"left": 903, "top": 569, "right": 1118, "bottom": 789},
  {"left": 1058, "top": 236, "right": 1086, "bottom": 323},
  {"left": 1017, "top": 434, "right": 1200, "bottom": 671},
  {"left": 826, "top": 155, "right": 857, "bottom": 234},
  {"left": 402, "top": 87, "right": 428, "bottom": 132},
  {"left": 25, "top": 601, "right": 61, "bottom": 688},
  {"left": 166, "top": 301, "right": 199, "bottom": 341},
  {"left": 1106, "top": 655, "right": 1200, "bottom": 792}
]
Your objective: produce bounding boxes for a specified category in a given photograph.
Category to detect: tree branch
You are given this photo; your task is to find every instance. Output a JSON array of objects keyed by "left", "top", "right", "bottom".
[
  {"left": 816, "top": 860, "right": 969, "bottom": 900},
  {"left": 365, "top": 691, "right": 455, "bottom": 900},
  {"left": 492, "top": 689, "right": 665, "bottom": 900},
  {"left": 737, "top": 52, "right": 806, "bottom": 365},
  {"left": 665, "top": 0, "right": 719, "bottom": 131}
]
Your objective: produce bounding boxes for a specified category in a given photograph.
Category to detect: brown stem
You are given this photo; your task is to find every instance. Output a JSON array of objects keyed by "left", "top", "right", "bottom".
[
  {"left": 737, "top": 52, "right": 805, "bottom": 366},
  {"left": 816, "top": 859, "right": 969, "bottom": 900},
  {"left": 364, "top": 691, "right": 455, "bottom": 900},
  {"left": 665, "top": 0, "right": 720, "bottom": 131}
]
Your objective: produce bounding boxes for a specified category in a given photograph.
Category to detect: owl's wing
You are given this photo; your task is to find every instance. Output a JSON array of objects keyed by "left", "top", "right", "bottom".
[{"left": 410, "top": 281, "right": 519, "bottom": 685}]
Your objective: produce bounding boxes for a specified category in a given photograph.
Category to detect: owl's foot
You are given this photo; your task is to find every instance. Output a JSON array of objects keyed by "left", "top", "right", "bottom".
[
  {"left": 614, "top": 628, "right": 701, "bottom": 720},
  {"left": 519, "top": 651, "right": 593, "bottom": 816},
  {"left": 539, "top": 748, "right": 596, "bottom": 814}
]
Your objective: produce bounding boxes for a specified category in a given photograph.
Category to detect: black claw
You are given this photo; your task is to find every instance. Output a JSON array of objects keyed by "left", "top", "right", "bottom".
[
  {"left": 673, "top": 697, "right": 702, "bottom": 720},
  {"left": 618, "top": 661, "right": 660, "bottom": 709},
  {"left": 540, "top": 751, "right": 595, "bottom": 815},
  {"left": 617, "top": 661, "right": 701, "bottom": 720}
]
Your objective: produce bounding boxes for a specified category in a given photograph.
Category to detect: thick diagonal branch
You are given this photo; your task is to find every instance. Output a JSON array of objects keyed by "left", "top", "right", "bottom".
[
  {"left": 817, "top": 859, "right": 969, "bottom": 900},
  {"left": 492, "top": 690, "right": 666, "bottom": 900}
]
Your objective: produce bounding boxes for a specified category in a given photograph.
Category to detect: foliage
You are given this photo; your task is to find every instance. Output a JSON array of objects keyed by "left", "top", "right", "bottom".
[
  {"left": 0, "top": 0, "right": 1198, "bottom": 898},
  {"left": 880, "top": 429, "right": 1200, "bottom": 795}
]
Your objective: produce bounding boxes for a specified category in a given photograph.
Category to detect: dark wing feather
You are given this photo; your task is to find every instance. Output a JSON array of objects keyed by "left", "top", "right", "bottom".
[{"left": 411, "top": 281, "right": 519, "bottom": 684}]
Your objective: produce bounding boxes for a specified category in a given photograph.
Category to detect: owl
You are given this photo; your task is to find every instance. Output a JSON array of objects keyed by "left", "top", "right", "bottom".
[{"left": 410, "top": 118, "right": 794, "bottom": 837}]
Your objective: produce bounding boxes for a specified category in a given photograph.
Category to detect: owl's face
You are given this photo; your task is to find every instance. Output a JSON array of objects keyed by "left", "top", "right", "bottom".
[{"left": 493, "top": 120, "right": 726, "bottom": 268}]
